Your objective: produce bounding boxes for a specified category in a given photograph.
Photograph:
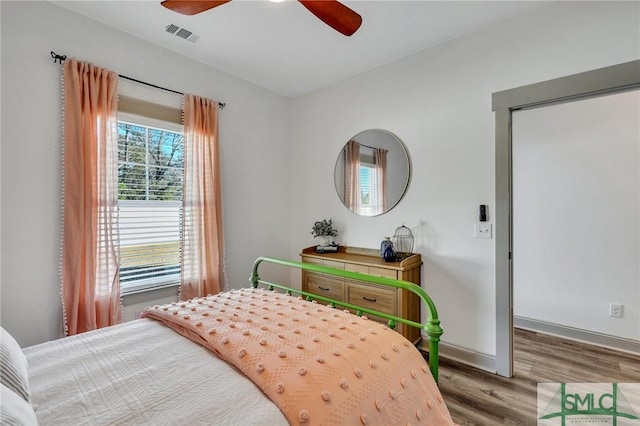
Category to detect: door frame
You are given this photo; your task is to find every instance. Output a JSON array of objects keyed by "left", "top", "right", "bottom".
[{"left": 492, "top": 60, "right": 640, "bottom": 377}]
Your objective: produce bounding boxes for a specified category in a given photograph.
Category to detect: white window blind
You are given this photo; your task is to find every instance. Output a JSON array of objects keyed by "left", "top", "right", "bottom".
[
  {"left": 118, "top": 120, "right": 184, "bottom": 293},
  {"left": 358, "top": 163, "right": 380, "bottom": 216}
]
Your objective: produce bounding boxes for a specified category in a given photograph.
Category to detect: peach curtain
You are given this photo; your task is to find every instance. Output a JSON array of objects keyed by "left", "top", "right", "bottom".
[
  {"left": 180, "top": 94, "right": 224, "bottom": 300},
  {"left": 61, "top": 58, "right": 121, "bottom": 335},
  {"left": 374, "top": 148, "right": 388, "bottom": 214},
  {"left": 344, "top": 140, "right": 360, "bottom": 212}
]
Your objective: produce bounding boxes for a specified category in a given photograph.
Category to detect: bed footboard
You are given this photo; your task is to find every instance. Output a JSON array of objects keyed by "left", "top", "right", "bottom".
[{"left": 249, "top": 256, "right": 443, "bottom": 382}]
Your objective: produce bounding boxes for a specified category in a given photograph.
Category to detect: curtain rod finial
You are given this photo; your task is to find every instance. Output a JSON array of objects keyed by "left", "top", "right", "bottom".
[{"left": 51, "top": 51, "right": 66, "bottom": 64}]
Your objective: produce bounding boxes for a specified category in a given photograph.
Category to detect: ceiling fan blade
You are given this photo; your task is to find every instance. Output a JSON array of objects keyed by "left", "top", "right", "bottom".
[
  {"left": 298, "top": 1, "right": 362, "bottom": 36},
  {"left": 161, "top": 0, "right": 232, "bottom": 16}
]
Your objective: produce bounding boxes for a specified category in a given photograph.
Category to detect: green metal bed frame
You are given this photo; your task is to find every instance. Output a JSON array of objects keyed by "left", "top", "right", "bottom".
[{"left": 249, "top": 256, "right": 444, "bottom": 382}]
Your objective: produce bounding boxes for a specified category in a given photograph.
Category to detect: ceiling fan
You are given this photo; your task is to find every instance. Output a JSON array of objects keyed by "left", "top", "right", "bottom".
[{"left": 161, "top": 0, "right": 362, "bottom": 36}]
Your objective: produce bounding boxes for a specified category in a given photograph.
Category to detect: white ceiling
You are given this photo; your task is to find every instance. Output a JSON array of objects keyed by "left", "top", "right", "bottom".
[{"left": 51, "top": 0, "right": 549, "bottom": 97}]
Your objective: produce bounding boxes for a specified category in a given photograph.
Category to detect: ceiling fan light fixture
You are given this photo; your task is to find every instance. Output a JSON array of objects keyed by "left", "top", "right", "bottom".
[{"left": 162, "top": 0, "right": 361, "bottom": 36}]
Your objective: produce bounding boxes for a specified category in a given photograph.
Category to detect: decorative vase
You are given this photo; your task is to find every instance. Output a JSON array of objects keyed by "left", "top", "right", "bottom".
[
  {"left": 318, "top": 236, "right": 331, "bottom": 247},
  {"left": 380, "top": 237, "right": 396, "bottom": 262}
]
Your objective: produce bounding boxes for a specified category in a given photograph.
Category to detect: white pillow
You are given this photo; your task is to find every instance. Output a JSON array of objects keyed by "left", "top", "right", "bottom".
[
  {"left": 0, "top": 383, "right": 38, "bottom": 425},
  {"left": 0, "top": 327, "right": 30, "bottom": 402}
]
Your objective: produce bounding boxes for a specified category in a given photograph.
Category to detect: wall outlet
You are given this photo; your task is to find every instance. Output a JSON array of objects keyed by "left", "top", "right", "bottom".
[
  {"left": 609, "top": 303, "right": 623, "bottom": 318},
  {"left": 474, "top": 223, "right": 492, "bottom": 239}
]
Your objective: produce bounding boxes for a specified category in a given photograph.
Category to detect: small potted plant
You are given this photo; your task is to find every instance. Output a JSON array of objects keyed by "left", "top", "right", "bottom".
[{"left": 311, "top": 219, "right": 338, "bottom": 247}]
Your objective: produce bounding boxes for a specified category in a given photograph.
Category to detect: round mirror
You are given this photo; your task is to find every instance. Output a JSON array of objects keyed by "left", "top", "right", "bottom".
[{"left": 334, "top": 129, "right": 411, "bottom": 216}]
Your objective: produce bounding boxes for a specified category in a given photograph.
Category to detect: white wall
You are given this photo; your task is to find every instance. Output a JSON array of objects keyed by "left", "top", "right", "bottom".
[
  {"left": 0, "top": 1, "right": 3, "bottom": 330},
  {"left": 289, "top": 1, "right": 640, "bottom": 356},
  {"left": 0, "top": 1, "right": 291, "bottom": 347},
  {"left": 513, "top": 90, "right": 640, "bottom": 340},
  {"left": 1, "top": 1, "right": 638, "bottom": 359}
]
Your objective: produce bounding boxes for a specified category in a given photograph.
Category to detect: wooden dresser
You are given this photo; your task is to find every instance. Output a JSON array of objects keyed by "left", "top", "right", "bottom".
[{"left": 300, "top": 246, "right": 422, "bottom": 343}]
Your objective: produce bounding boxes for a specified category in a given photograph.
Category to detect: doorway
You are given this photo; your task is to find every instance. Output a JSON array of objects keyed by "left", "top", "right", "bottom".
[{"left": 492, "top": 60, "right": 640, "bottom": 377}]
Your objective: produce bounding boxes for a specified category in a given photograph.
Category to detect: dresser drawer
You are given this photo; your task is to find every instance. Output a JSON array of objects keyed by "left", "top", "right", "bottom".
[
  {"left": 345, "top": 263, "right": 397, "bottom": 279},
  {"left": 322, "top": 260, "right": 345, "bottom": 270},
  {"left": 347, "top": 282, "right": 397, "bottom": 315},
  {"left": 368, "top": 266, "right": 398, "bottom": 279},
  {"left": 344, "top": 263, "right": 368, "bottom": 274},
  {"left": 306, "top": 273, "right": 345, "bottom": 302},
  {"left": 302, "top": 257, "right": 323, "bottom": 266}
]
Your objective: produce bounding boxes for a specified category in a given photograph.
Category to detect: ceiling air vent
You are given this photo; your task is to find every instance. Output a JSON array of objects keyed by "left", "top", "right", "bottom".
[{"left": 165, "top": 24, "right": 200, "bottom": 44}]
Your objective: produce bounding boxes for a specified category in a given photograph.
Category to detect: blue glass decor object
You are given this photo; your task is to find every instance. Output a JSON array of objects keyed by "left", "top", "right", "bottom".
[
  {"left": 380, "top": 237, "right": 396, "bottom": 262},
  {"left": 380, "top": 237, "right": 392, "bottom": 257}
]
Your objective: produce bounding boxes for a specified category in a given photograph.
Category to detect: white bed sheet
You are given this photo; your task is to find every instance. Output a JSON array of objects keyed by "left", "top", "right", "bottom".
[{"left": 24, "top": 319, "right": 288, "bottom": 426}]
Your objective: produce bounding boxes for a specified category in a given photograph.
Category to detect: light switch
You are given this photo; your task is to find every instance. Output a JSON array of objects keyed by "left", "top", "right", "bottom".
[{"left": 474, "top": 223, "right": 492, "bottom": 239}]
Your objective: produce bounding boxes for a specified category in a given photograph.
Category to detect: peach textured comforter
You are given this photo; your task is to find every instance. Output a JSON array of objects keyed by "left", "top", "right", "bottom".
[{"left": 141, "top": 288, "right": 454, "bottom": 425}]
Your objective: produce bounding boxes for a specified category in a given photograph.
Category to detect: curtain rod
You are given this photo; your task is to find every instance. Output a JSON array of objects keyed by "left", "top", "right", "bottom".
[
  {"left": 350, "top": 140, "right": 380, "bottom": 151},
  {"left": 50, "top": 51, "right": 226, "bottom": 110}
]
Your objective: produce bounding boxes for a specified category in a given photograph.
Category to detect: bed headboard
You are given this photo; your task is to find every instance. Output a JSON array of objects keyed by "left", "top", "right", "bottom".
[{"left": 249, "top": 256, "right": 443, "bottom": 382}]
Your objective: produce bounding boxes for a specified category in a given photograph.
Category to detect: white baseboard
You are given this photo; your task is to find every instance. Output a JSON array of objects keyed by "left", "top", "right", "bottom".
[
  {"left": 419, "top": 339, "right": 496, "bottom": 373},
  {"left": 514, "top": 316, "right": 640, "bottom": 355},
  {"left": 421, "top": 319, "right": 639, "bottom": 375}
]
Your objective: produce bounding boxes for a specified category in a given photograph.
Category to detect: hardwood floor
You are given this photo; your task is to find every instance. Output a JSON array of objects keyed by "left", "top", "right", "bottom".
[{"left": 435, "top": 328, "right": 640, "bottom": 425}]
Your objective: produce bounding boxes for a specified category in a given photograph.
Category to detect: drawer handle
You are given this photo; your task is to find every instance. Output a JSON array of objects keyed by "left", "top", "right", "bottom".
[
  {"left": 318, "top": 286, "right": 330, "bottom": 291},
  {"left": 362, "top": 296, "right": 377, "bottom": 303}
]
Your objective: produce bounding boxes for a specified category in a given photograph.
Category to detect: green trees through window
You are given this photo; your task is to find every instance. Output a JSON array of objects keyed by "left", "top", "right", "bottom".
[{"left": 118, "top": 122, "right": 184, "bottom": 201}]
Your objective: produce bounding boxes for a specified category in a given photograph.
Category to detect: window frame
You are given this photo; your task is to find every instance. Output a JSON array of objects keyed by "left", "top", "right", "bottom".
[
  {"left": 117, "top": 112, "right": 184, "bottom": 295},
  {"left": 358, "top": 158, "right": 383, "bottom": 217}
]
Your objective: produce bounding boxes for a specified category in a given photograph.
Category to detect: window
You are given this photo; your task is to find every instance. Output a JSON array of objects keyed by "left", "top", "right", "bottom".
[
  {"left": 358, "top": 162, "right": 381, "bottom": 216},
  {"left": 117, "top": 119, "right": 184, "bottom": 293}
]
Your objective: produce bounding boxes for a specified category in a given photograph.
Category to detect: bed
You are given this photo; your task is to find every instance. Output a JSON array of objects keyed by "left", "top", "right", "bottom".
[{"left": 1, "top": 257, "right": 454, "bottom": 425}]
